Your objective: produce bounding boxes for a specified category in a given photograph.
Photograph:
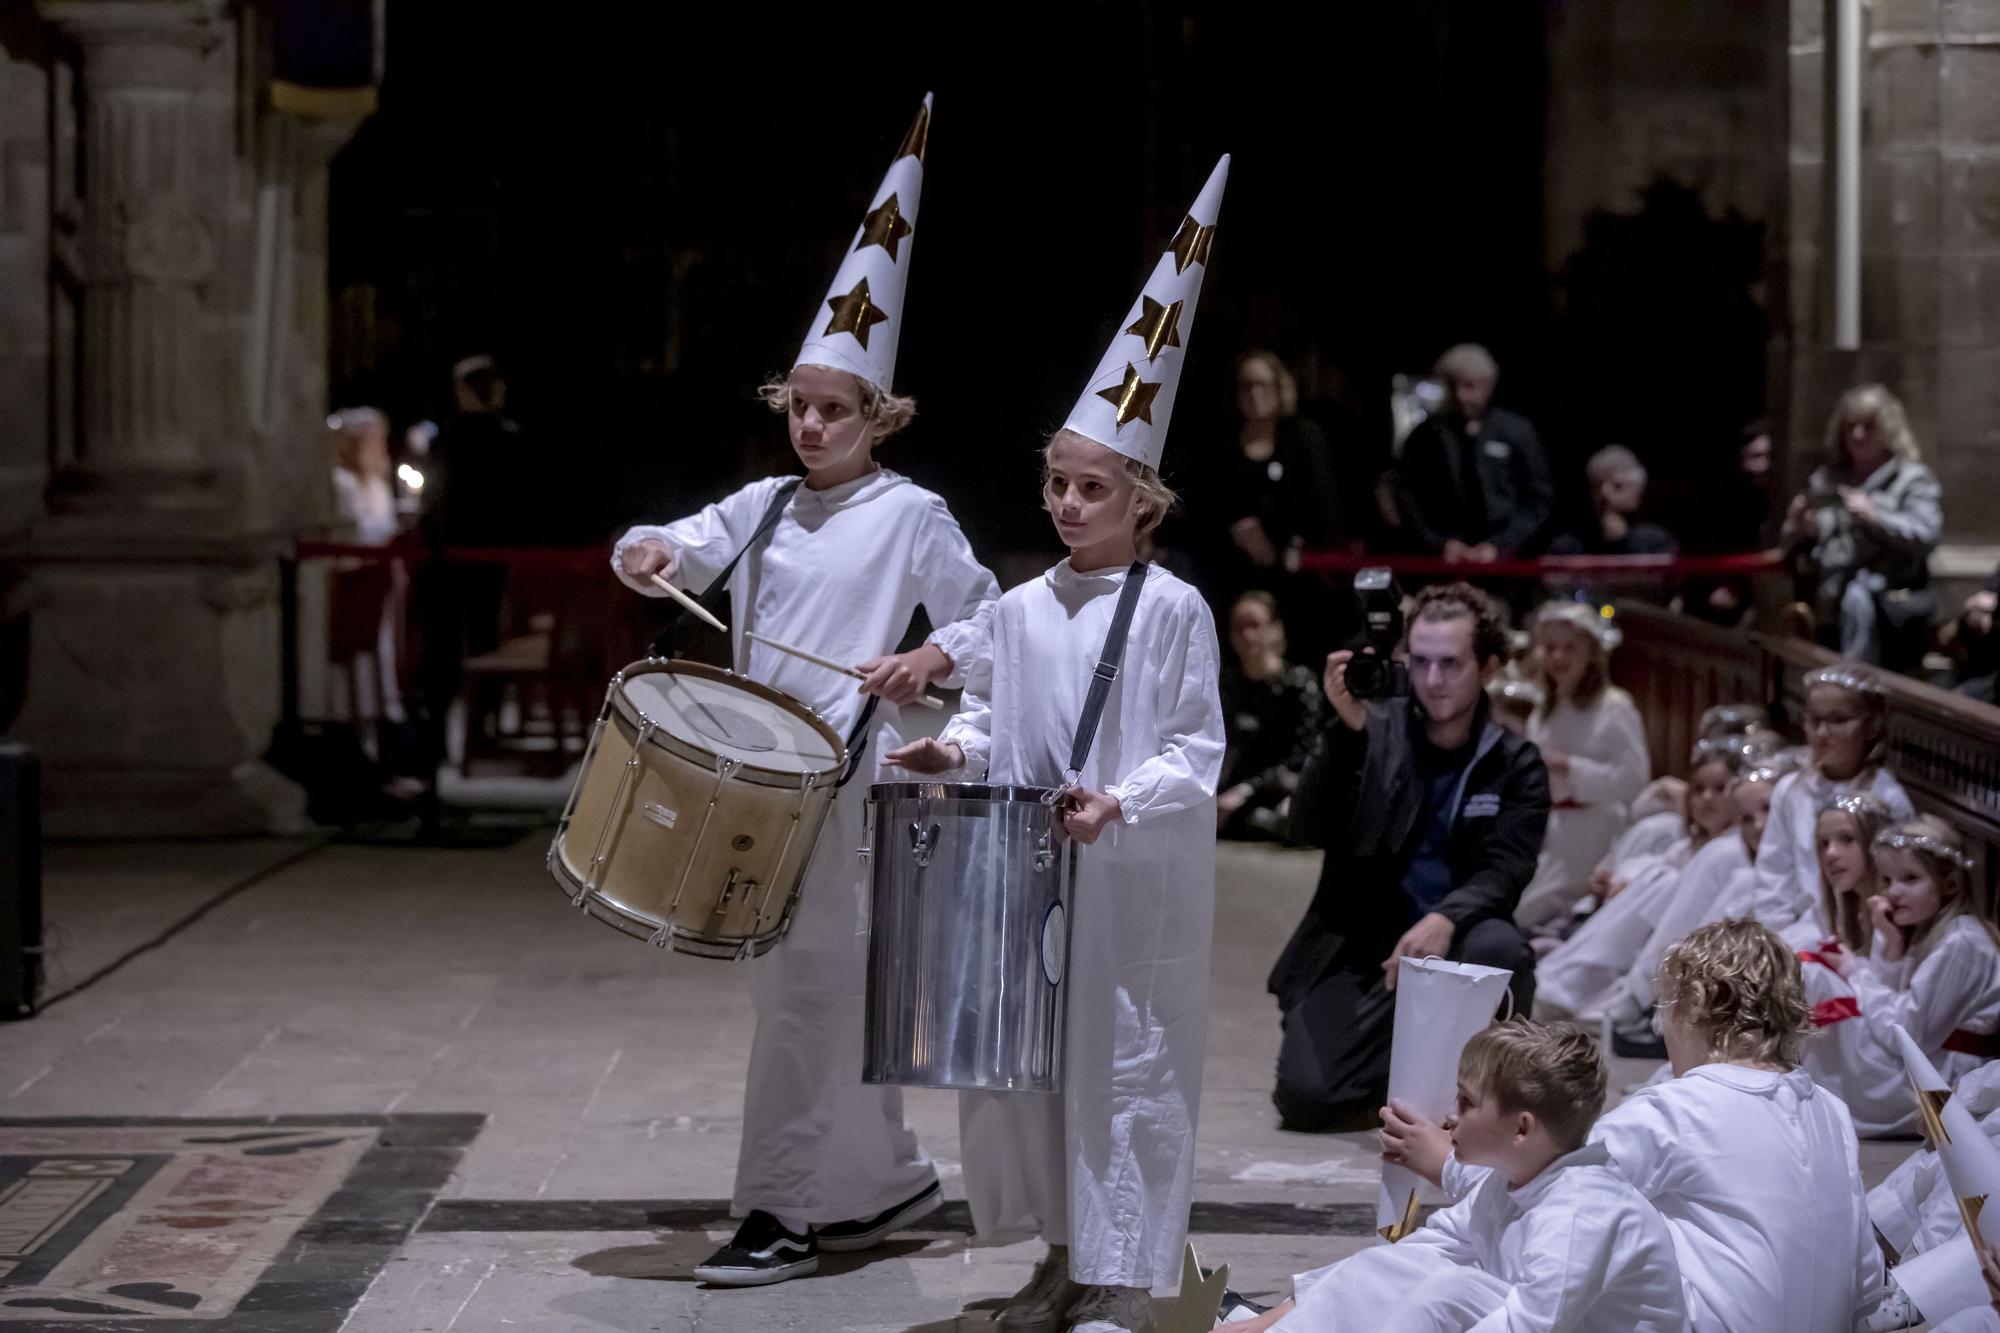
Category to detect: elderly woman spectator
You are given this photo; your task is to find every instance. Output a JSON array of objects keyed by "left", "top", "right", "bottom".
[
  {"left": 1550, "top": 445, "right": 1675, "bottom": 557},
  {"left": 1783, "top": 384, "right": 1942, "bottom": 667},
  {"left": 1395, "top": 343, "right": 1554, "bottom": 561},
  {"left": 1217, "top": 591, "right": 1324, "bottom": 842}
]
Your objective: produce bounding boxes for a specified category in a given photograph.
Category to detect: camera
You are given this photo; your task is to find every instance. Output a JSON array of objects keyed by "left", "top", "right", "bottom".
[{"left": 1344, "top": 566, "right": 1410, "bottom": 700}]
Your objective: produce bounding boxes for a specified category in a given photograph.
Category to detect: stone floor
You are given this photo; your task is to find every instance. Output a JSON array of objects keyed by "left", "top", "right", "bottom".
[{"left": 2, "top": 825, "right": 1915, "bottom": 1331}]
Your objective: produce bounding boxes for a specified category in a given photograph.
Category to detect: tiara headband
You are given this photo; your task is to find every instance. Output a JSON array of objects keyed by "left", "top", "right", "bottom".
[
  {"left": 1804, "top": 664, "right": 1886, "bottom": 698},
  {"left": 1823, "top": 791, "right": 1891, "bottom": 820},
  {"left": 1874, "top": 829, "right": 1976, "bottom": 872},
  {"left": 1741, "top": 764, "right": 1789, "bottom": 785}
]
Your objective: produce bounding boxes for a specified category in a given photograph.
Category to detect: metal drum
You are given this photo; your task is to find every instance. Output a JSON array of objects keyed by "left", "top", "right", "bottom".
[
  {"left": 548, "top": 659, "right": 846, "bottom": 959},
  {"left": 860, "top": 782, "right": 1076, "bottom": 1093}
]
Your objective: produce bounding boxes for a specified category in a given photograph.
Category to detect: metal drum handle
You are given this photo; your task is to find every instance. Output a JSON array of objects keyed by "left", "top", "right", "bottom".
[
  {"left": 858, "top": 798, "right": 875, "bottom": 866},
  {"left": 909, "top": 820, "right": 941, "bottom": 868},
  {"left": 1033, "top": 829, "right": 1055, "bottom": 873}
]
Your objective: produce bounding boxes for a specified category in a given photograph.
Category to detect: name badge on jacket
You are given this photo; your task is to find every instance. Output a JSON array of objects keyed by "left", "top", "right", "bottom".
[
  {"left": 1482, "top": 440, "right": 1510, "bottom": 460},
  {"left": 1461, "top": 793, "right": 1501, "bottom": 819}
]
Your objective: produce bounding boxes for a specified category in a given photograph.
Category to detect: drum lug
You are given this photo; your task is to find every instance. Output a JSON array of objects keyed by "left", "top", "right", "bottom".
[
  {"left": 909, "top": 820, "right": 941, "bottom": 869},
  {"left": 1033, "top": 830, "right": 1055, "bottom": 874},
  {"left": 647, "top": 924, "right": 673, "bottom": 949}
]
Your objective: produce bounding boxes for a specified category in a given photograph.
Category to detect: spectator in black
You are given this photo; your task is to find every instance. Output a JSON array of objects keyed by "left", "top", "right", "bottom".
[
  {"left": 1781, "top": 383, "right": 1942, "bottom": 668},
  {"left": 1218, "top": 591, "right": 1324, "bottom": 842},
  {"left": 1395, "top": 344, "right": 1553, "bottom": 562},
  {"left": 1267, "top": 582, "right": 1550, "bottom": 1131},
  {"left": 1682, "top": 420, "right": 1775, "bottom": 627},
  {"left": 1949, "top": 567, "right": 2000, "bottom": 705},
  {"left": 1549, "top": 445, "right": 1675, "bottom": 556}
]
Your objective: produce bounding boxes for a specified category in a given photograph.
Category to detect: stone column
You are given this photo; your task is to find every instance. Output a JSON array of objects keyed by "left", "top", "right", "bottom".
[
  {"left": 1, "top": 0, "right": 362, "bottom": 835},
  {"left": 1788, "top": 0, "right": 2000, "bottom": 586}
]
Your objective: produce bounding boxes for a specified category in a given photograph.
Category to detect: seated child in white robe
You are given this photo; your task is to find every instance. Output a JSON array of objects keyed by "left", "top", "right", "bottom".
[
  {"left": 1534, "top": 741, "right": 1742, "bottom": 1020},
  {"left": 1866, "top": 1062, "right": 2000, "bottom": 1329},
  {"left": 1386, "top": 918, "right": 1886, "bottom": 1332},
  {"left": 1222, "top": 1021, "right": 1685, "bottom": 1333},
  {"left": 1804, "top": 813, "right": 2000, "bottom": 1137}
]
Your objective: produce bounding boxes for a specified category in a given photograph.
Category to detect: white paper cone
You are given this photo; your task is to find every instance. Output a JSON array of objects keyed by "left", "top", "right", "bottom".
[
  {"left": 1893, "top": 1229, "right": 1991, "bottom": 1323},
  {"left": 1896, "top": 1024, "right": 2000, "bottom": 1248},
  {"left": 1377, "top": 956, "right": 1514, "bottom": 1237}
]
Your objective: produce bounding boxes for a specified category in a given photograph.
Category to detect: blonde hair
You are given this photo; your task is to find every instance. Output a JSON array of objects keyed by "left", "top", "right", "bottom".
[
  {"left": 1585, "top": 445, "right": 1646, "bottom": 511},
  {"left": 758, "top": 368, "right": 917, "bottom": 440},
  {"left": 1816, "top": 794, "right": 1896, "bottom": 953},
  {"left": 1235, "top": 350, "right": 1299, "bottom": 418},
  {"left": 1458, "top": 1020, "right": 1607, "bottom": 1152},
  {"left": 1824, "top": 383, "right": 1920, "bottom": 467},
  {"left": 1041, "top": 430, "right": 1177, "bottom": 535},
  {"left": 1874, "top": 815, "right": 1998, "bottom": 953},
  {"left": 1531, "top": 602, "right": 1613, "bottom": 716},
  {"left": 1657, "top": 919, "right": 1811, "bottom": 1069}
]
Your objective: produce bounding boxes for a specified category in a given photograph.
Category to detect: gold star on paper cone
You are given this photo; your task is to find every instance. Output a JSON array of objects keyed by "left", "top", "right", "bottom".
[
  {"left": 896, "top": 102, "right": 930, "bottom": 163},
  {"left": 1095, "top": 362, "right": 1161, "bottom": 427},
  {"left": 1167, "top": 214, "right": 1215, "bottom": 274},
  {"left": 823, "top": 277, "right": 889, "bottom": 349},
  {"left": 1379, "top": 1187, "right": 1422, "bottom": 1243},
  {"left": 1152, "top": 1244, "right": 1229, "bottom": 1333},
  {"left": 857, "top": 193, "right": 913, "bottom": 260},
  {"left": 1125, "top": 295, "right": 1183, "bottom": 363}
]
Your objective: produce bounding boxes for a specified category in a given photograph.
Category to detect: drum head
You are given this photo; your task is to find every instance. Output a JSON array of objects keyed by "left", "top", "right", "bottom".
[{"left": 620, "top": 662, "right": 842, "bottom": 776}]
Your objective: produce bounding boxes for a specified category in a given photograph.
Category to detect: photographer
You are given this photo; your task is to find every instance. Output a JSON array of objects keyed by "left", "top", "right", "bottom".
[{"left": 1266, "top": 581, "right": 1550, "bottom": 1132}]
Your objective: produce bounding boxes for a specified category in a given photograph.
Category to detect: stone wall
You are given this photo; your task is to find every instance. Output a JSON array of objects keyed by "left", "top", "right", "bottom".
[
  {"left": 1789, "top": 0, "right": 2000, "bottom": 556},
  {"left": 0, "top": 16, "right": 52, "bottom": 541}
]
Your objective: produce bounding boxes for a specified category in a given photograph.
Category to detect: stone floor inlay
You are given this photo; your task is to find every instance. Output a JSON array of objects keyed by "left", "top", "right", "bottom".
[{"left": 0, "top": 1115, "right": 481, "bottom": 1330}]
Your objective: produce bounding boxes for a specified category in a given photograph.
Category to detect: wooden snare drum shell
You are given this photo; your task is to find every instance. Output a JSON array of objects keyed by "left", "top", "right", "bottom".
[{"left": 550, "top": 661, "right": 845, "bottom": 958}]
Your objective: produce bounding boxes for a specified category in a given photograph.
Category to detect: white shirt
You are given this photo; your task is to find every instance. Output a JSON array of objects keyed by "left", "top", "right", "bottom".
[{"left": 612, "top": 468, "right": 998, "bottom": 743}]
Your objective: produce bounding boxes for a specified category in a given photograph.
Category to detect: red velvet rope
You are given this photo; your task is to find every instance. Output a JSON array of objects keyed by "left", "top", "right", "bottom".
[{"left": 1293, "top": 550, "right": 1786, "bottom": 579}]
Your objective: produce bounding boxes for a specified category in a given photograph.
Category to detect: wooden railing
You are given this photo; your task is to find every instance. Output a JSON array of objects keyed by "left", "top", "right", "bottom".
[{"left": 1611, "top": 600, "right": 2000, "bottom": 902}]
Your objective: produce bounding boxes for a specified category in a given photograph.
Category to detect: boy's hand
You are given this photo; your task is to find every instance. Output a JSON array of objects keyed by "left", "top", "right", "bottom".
[
  {"left": 857, "top": 644, "right": 951, "bottom": 705},
  {"left": 1379, "top": 1099, "right": 1452, "bottom": 1188},
  {"left": 883, "top": 737, "right": 963, "bottom": 774},
  {"left": 620, "top": 539, "right": 677, "bottom": 583},
  {"left": 1060, "top": 788, "right": 1122, "bottom": 844}
]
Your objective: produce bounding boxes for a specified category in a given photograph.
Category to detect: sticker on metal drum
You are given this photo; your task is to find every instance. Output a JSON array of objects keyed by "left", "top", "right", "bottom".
[
  {"left": 643, "top": 803, "right": 679, "bottom": 829},
  {"left": 1041, "top": 901, "right": 1067, "bottom": 987}
]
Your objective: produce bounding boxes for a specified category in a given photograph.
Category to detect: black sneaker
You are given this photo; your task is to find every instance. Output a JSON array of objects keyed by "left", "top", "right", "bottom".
[
  {"left": 1218, "top": 1288, "right": 1272, "bottom": 1321},
  {"left": 692, "top": 1210, "right": 818, "bottom": 1286},
  {"left": 814, "top": 1180, "right": 943, "bottom": 1253},
  {"left": 1611, "top": 1017, "right": 1668, "bottom": 1060}
]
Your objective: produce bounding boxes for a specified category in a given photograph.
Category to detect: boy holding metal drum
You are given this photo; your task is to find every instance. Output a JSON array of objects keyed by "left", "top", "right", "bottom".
[
  {"left": 888, "top": 157, "right": 1230, "bottom": 1333},
  {"left": 610, "top": 95, "right": 999, "bottom": 1286}
]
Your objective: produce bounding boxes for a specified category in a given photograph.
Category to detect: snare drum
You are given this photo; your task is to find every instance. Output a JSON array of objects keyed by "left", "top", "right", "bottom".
[
  {"left": 861, "top": 782, "right": 1076, "bottom": 1092},
  {"left": 548, "top": 659, "right": 847, "bottom": 959}
]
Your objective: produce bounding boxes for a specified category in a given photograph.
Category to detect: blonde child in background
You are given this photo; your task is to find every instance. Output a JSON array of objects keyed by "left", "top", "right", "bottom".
[{"left": 1804, "top": 813, "right": 2000, "bottom": 1136}]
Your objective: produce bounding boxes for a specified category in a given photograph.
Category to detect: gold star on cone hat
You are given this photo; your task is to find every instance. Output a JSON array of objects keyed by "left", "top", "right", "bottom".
[
  {"left": 1061, "top": 154, "right": 1229, "bottom": 470},
  {"left": 1896, "top": 1024, "right": 2000, "bottom": 1246},
  {"left": 794, "top": 93, "right": 931, "bottom": 393}
]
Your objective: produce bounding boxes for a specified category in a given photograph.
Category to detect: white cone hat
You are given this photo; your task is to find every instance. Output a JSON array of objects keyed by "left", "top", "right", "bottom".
[
  {"left": 1061, "top": 154, "right": 1229, "bottom": 470},
  {"left": 794, "top": 94, "right": 931, "bottom": 394},
  {"left": 1896, "top": 1024, "right": 2000, "bottom": 1246}
]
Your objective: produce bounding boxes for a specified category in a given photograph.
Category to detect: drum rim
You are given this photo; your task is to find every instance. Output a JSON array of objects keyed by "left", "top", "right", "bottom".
[
  {"left": 611, "top": 657, "right": 848, "bottom": 783},
  {"left": 867, "top": 781, "right": 1061, "bottom": 804}
]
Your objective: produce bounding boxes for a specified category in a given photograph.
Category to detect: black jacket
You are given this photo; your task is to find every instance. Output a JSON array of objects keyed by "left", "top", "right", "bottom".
[
  {"left": 1396, "top": 408, "right": 1553, "bottom": 554},
  {"left": 1268, "top": 697, "right": 1550, "bottom": 1007}
]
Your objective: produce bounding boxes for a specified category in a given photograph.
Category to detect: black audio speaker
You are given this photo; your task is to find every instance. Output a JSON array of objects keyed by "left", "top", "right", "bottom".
[{"left": 0, "top": 742, "right": 42, "bottom": 1019}]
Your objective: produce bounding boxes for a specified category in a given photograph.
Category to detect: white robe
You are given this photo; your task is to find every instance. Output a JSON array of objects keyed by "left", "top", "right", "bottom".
[
  {"left": 939, "top": 560, "right": 1224, "bottom": 1290},
  {"left": 1562, "top": 1065, "right": 1883, "bottom": 1333},
  {"left": 1615, "top": 836, "right": 1755, "bottom": 1011},
  {"left": 1601, "top": 809, "right": 1687, "bottom": 875},
  {"left": 1533, "top": 833, "right": 1703, "bottom": 1020},
  {"left": 1278, "top": 1143, "right": 1687, "bottom": 1333},
  {"left": 1749, "top": 765, "right": 1912, "bottom": 948},
  {"left": 1515, "top": 691, "right": 1652, "bottom": 929},
  {"left": 613, "top": 468, "right": 999, "bottom": 1224},
  {"left": 1801, "top": 916, "right": 2000, "bottom": 1136},
  {"left": 1871, "top": 1061, "right": 2000, "bottom": 1259}
]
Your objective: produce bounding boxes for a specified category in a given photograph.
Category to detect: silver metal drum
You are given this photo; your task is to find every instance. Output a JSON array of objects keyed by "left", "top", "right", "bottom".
[{"left": 861, "top": 782, "right": 1076, "bottom": 1093}]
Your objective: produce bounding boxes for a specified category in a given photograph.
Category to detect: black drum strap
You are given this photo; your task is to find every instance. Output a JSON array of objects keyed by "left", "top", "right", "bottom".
[
  {"left": 836, "top": 695, "right": 882, "bottom": 789},
  {"left": 647, "top": 478, "right": 804, "bottom": 657},
  {"left": 1063, "top": 562, "right": 1149, "bottom": 787}
]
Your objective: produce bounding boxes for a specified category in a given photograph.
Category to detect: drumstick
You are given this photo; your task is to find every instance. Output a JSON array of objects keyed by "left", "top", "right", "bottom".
[
  {"left": 650, "top": 572, "right": 728, "bottom": 634},
  {"left": 745, "top": 631, "right": 946, "bottom": 711}
]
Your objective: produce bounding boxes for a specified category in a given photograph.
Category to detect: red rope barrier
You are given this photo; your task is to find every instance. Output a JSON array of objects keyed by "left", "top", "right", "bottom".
[{"left": 1293, "top": 549, "right": 1786, "bottom": 579}]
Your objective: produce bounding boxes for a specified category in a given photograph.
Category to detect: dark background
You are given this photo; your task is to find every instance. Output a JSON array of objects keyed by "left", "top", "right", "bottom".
[{"left": 329, "top": 2, "right": 1755, "bottom": 557}]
